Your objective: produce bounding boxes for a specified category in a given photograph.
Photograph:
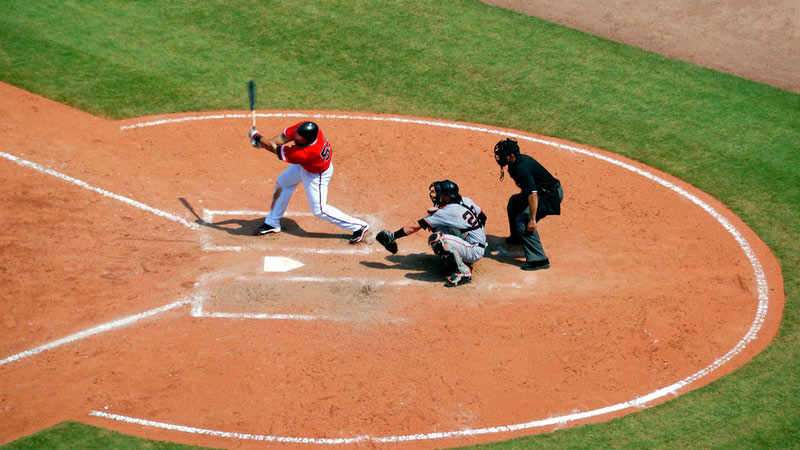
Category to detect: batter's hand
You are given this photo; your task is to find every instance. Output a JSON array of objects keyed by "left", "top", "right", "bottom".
[
  {"left": 249, "top": 128, "right": 262, "bottom": 148},
  {"left": 376, "top": 230, "right": 398, "bottom": 254}
]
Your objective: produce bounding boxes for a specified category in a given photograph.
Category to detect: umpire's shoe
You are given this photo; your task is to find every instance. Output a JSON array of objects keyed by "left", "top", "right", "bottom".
[
  {"left": 445, "top": 272, "right": 472, "bottom": 287},
  {"left": 349, "top": 225, "right": 369, "bottom": 244},
  {"left": 254, "top": 223, "right": 281, "bottom": 236},
  {"left": 521, "top": 259, "right": 550, "bottom": 271}
]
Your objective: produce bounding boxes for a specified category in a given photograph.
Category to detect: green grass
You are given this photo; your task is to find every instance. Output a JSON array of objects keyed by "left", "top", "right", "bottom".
[
  {"left": 1, "top": 0, "right": 799, "bottom": 448},
  {"left": 1, "top": 421, "right": 212, "bottom": 449}
]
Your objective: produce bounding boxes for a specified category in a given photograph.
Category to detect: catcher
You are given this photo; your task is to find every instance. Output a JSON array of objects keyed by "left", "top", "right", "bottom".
[{"left": 376, "top": 180, "right": 487, "bottom": 287}]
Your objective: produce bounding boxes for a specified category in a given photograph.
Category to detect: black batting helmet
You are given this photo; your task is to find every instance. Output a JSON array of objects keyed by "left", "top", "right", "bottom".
[
  {"left": 296, "top": 121, "right": 319, "bottom": 144},
  {"left": 493, "top": 138, "right": 519, "bottom": 167},
  {"left": 429, "top": 180, "right": 461, "bottom": 207}
]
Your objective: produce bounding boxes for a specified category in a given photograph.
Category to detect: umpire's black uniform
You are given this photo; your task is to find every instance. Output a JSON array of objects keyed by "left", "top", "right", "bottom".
[{"left": 506, "top": 153, "right": 563, "bottom": 270}]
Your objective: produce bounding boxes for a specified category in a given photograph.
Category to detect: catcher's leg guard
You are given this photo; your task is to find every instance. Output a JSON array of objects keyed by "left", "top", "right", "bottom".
[
  {"left": 429, "top": 232, "right": 470, "bottom": 274},
  {"left": 428, "top": 232, "right": 447, "bottom": 255}
]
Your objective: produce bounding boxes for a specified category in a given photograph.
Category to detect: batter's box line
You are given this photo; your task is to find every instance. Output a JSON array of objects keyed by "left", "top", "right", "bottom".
[
  {"left": 189, "top": 289, "right": 370, "bottom": 323},
  {"left": 233, "top": 275, "right": 527, "bottom": 290},
  {"left": 200, "top": 208, "right": 378, "bottom": 254},
  {"left": 189, "top": 273, "right": 524, "bottom": 325}
]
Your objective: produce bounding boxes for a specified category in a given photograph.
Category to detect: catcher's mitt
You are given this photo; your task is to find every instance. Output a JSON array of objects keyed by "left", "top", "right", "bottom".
[{"left": 376, "top": 230, "right": 398, "bottom": 254}]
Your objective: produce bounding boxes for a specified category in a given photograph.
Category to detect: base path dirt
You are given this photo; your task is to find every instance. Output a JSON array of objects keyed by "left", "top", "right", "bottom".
[
  {"left": 483, "top": 0, "right": 800, "bottom": 93},
  {"left": 0, "top": 82, "right": 785, "bottom": 448}
]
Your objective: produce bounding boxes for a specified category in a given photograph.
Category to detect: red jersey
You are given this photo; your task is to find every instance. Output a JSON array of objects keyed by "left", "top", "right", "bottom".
[{"left": 278, "top": 122, "right": 332, "bottom": 174}]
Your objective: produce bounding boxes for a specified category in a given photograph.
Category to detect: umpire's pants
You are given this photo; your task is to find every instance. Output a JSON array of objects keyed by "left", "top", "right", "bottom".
[{"left": 507, "top": 183, "right": 563, "bottom": 263}]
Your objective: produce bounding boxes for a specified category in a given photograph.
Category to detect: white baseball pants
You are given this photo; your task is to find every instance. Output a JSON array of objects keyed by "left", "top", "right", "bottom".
[
  {"left": 265, "top": 163, "right": 367, "bottom": 232},
  {"left": 440, "top": 234, "right": 485, "bottom": 266}
]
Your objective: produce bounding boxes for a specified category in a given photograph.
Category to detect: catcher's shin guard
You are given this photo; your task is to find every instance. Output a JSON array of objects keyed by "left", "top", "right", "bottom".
[
  {"left": 440, "top": 252, "right": 459, "bottom": 272},
  {"left": 428, "top": 232, "right": 462, "bottom": 273}
]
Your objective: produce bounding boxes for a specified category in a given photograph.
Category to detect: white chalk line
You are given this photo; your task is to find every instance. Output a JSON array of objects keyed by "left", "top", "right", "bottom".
[
  {"left": 192, "top": 272, "right": 520, "bottom": 323},
  {"left": 0, "top": 154, "right": 372, "bottom": 256},
  {"left": 0, "top": 152, "right": 199, "bottom": 231},
  {"left": 200, "top": 208, "right": 377, "bottom": 254},
  {"left": 232, "top": 275, "right": 525, "bottom": 290},
  {"left": 87, "top": 112, "right": 774, "bottom": 445},
  {"left": 0, "top": 299, "right": 191, "bottom": 367},
  {"left": 189, "top": 291, "right": 329, "bottom": 321},
  {"left": 86, "top": 396, "right": 642, "bottom": 445}
]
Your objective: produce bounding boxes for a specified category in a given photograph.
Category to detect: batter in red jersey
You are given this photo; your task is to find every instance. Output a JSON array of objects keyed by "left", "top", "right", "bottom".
[{"left": 248, "top": 121, "right": 369, "bottom": 243}]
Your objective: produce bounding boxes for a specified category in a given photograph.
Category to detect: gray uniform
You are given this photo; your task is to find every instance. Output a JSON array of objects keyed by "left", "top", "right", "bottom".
[{"left": 421, "top": 196, "right": 487, "bottom": 273}]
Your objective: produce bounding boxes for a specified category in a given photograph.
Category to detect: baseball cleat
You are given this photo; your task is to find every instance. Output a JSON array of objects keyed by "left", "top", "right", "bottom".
[
  {"left": 521, "top": 259, "right": 550, "bottom": 271},
  {"left": 349, "top": 225, "right": 369, "bottom": 244},
  {"left": 253, "top": 223, "right": 281, "bottom": 236},
  {"left": 445, "top": 272, "right": 472, "bottom": 287}
]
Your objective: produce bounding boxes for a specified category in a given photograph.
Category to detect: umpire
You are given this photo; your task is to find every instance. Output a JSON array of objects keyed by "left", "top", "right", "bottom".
[{"left": 493, "top": 138, "right": 563, "bottom": 271}]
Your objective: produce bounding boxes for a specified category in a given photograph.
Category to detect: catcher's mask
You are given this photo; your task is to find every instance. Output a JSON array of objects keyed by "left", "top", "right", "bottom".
[
  {"left": 295, "top": 121, "right": 319, "bottom": 145},
  {"left": 429, "top": 180, "right": 462, "bottom": 207},
  {"left": 493, "top": 138, "right": 519, "bottom": 180}
]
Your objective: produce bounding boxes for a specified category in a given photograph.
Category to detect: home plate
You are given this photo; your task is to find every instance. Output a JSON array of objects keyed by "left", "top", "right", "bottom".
[{"left": 263, "top": 256, "right": 304, "bottom": 272}]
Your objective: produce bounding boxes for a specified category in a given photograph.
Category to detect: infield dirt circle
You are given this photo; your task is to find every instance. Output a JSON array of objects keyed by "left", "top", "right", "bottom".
[{"left": 0, "top": 83, "right": 784, "bottom": 448}]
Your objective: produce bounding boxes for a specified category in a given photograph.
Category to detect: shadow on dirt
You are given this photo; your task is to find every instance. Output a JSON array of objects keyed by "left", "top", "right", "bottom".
[
  {"left": 178, "top": 198, "right": 350, "bottom": 239},
  {"left": 363, "top": 234, "right": 525, "bottom": 281},
  {"left": 483, "top": 234, "right": 524, "bottom": 268},
  {"left": 361, "top": 253, "right": 448, "bottom": 283}
]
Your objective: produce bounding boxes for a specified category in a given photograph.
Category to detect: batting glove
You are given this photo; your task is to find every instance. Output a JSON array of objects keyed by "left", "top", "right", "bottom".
[{"left": 249, "top": 128, "right": 262, "bottom": 147}]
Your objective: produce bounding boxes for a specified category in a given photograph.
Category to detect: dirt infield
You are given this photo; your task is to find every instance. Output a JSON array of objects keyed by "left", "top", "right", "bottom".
[
  {"left": 484, "top": 0, "right": 800, "bottom": 93},
  {"left": 0, "top": 82, "right": 785, "bottom": 447}
]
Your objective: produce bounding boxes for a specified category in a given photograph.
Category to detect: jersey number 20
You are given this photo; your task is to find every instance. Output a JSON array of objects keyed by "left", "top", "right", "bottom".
[{"left": 462, "top": 208, "right": 479, "bottom": 227}]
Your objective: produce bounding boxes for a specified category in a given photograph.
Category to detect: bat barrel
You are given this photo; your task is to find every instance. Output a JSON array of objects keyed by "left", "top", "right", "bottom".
[{"left": 248, "top": 80, "right": 256, "bottom": 127}]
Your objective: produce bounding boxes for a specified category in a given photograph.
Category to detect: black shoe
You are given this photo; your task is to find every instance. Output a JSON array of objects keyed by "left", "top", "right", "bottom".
[
  {"left": 349, "top": 225, "right": 369, "bottom": 244},
  {"left": 445, "top": 272, "right": 472, "bottom": 287},
  {"left": 505, "top": 236, "right": 522, "bottom": 245},
  {"left": 253, "top": 223, "right": 280, "bottom": 236},
  {"left": 521, "top": 259, "right": 550, "bottom": 271}
]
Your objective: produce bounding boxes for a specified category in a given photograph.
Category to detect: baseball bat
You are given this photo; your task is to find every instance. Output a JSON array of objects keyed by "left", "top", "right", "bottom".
[{"left": 248, "top": 80, "right": 256, "bottom": 128}]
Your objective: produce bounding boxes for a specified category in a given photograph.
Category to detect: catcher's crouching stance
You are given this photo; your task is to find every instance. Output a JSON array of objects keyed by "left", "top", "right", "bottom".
[{"left": 376, "top": 180, "right": 487, "bottom": 287}]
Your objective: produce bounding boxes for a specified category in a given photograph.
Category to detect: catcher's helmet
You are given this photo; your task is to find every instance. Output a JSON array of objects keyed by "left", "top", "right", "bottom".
[
  {"left": 295, "top": 121, "right": 319, "bottom": 144},
  {"left": 493, "top": 138, "right": 519, "bottom": 166},
  {"left": 429, "top": 180, "right": 461, "bottom": 207}
]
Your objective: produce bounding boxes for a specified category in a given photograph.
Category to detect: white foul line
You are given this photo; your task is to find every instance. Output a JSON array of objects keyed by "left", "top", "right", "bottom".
[
  {"left": 0, "top": 151, "right": 198, "bottom": 231},
  {"left": 0, "top": 299, "right": 191, "bottom": 367},
  {"left": 87, "top": 112, "right": 774, "bottom": 445}
]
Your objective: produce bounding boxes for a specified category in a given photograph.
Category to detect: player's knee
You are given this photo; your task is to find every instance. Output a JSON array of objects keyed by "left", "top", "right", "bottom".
[{"left": 428, "top": 232, "right": 446, "bottom": 255}]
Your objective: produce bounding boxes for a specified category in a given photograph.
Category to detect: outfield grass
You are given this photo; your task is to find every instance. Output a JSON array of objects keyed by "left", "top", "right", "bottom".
[
  {"left": 1, "top": 0, "right": 798, "bottom": 448},
  {"left": 1, "top": 421, "right": 210, "bottom": 450}
]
